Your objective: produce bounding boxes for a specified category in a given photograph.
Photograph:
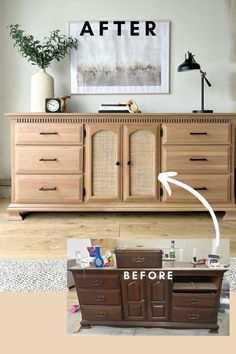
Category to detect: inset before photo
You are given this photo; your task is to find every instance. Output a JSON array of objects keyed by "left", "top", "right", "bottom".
[{"left": 67, "top": 238, "right": 230, "bottom": 336}]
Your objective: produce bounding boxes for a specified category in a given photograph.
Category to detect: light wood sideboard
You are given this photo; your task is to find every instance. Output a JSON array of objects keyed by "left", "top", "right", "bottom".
[{"left": 6, "top": 113, "right": 236, "bottom": 220}]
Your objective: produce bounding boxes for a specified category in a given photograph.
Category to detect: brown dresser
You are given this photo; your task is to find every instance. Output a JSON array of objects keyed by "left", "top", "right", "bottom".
[
  {"left": 70, "top": 258, "right": 227, "bottom": 332},
  {"left": 6, "top": 113, "right": 236, "bottom": 220}
]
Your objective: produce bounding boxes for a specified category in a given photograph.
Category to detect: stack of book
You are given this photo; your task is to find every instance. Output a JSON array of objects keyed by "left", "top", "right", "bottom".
[{"left": 98, "top": 103, "right": 130, "bottom": 113}]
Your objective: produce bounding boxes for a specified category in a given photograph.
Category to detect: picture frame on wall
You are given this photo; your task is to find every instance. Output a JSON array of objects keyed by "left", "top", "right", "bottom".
[{"left": 69, "top": 21, "right": 170, "bottom": 94}]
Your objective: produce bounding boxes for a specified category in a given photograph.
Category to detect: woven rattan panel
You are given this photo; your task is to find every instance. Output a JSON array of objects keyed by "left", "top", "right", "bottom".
[
  {"left": 92, "top": 131, "right": 117, "bottom": 196},
  {"left": 130, "top": 130, "right": 155, "bottom": 196}
]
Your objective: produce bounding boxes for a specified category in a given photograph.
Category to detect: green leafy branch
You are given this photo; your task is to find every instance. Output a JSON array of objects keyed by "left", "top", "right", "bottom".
[{"left": 8, "top": 24, "right": 78, "bottom": 69}]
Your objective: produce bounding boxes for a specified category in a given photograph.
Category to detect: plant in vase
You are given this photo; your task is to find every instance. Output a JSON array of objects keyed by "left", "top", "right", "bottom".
[{"left": 9, "top": 24, "right": 78, "bottom": 112}]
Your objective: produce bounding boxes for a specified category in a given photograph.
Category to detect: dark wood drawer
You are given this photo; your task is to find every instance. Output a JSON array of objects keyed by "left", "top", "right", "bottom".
[
  {"left": 81, "top": 305, "right": 122, "bottom": 321},
  {"left": 78, "top": 289, "right": 121, "bottom": 305},
  {"left": 172, "top": 293, "right": 217, "bottom": 308},
  {"left": 115, "top": 249, "right": 162, "bottom": 268},
  {"left": 172, "top": 307, "right": 217, "bottom": 323},
  {"left": 74, "top": 274, "right": 120, "bottom": 289}
]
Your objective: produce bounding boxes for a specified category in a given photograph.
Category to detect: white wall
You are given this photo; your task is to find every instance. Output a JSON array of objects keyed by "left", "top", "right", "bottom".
[
  {"left": 116, "top": 239, "right": 230, "bottom": 264},
  {"left": 67, "top": 238, "right": 92, "bottom": 259},
  {"left": 67, "top": 238, "right": 230, "bottom": 264},
  {"left": 0, "top": 0, "right": 235, "bottom": 178}
]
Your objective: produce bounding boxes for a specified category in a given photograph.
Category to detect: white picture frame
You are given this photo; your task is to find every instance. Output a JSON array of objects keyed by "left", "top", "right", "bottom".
[{"left": 69, "top": 21, "right": 170, "bottom": 94}]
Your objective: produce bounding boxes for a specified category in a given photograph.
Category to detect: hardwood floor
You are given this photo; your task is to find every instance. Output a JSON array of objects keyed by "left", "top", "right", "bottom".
[
  {"left": 67, "top": 287, "right": 78, "bottom": 308},
  {"left": 0, "top": 198, "right": 236, "bottom": 258}
]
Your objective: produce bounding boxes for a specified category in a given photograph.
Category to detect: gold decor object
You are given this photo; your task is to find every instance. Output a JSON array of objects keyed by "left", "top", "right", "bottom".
[
  {"left": 120, "top": 99, "right": 141, "bottom": 113},
  {"left": 59, "top": 95, "right": 71, "bottom": 112}
]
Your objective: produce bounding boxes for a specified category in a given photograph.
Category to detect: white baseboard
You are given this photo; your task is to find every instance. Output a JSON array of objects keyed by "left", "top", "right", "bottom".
[
  {"left": 0, "top": 179, "right": 11, "bottom": 198},
  {"left": 0, "top": 179, "right": 11, "bottom": 187}
]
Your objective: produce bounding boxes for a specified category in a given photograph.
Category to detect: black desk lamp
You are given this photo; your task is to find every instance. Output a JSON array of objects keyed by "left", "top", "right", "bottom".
[{"left": 178, "top": 51, "right": 213, "bottom": 113}]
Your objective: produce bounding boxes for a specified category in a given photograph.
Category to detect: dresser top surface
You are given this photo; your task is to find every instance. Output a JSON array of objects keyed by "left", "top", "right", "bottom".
[
  {"left": 6, "top": 112, "right": 236, "bottom": 124},
  {"left": 5, "top": 112, "right": 236, "bottom": 117},
  {"left": 69, "top": 261, "right": 228, "bottom": 272}
]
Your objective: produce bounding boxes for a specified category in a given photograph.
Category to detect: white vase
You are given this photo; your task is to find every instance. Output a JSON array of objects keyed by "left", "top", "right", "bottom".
[{"left": 31, "top": 68, "right": 54, "bottom": 112}]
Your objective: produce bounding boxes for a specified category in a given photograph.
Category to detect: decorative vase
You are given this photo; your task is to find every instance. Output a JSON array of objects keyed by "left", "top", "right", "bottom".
[
  {"left": 31, "top": 68, "right": 54, "bottom": 112},
  {"left": 94, "top": 246, "right": 104, "bottom": 268}
]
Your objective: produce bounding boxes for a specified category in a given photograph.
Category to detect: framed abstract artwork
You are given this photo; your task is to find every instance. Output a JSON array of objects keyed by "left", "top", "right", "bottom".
[{"left": 69, "top": 21, "right": 170, "bottom": 94}]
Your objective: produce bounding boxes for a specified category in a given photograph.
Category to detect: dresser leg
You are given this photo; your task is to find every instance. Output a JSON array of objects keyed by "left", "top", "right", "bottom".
[
  {"left": 7, "top": 210, "right": 23, "bottom": 221},
  {"left": 223, "top": 211, "right": 236, "bottom": 221},
  {"left": 81, "top": 324, "right": 91, "bottom": 329},
  {"left": 209, "top": 328, "right": 219, "bottom": 334},
  {"left": 80, "top": 320, "right": 91, "bottom": 329}
]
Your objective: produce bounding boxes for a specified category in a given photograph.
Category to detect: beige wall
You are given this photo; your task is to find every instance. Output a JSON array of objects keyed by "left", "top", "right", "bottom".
[{"left": 0, "top": 0, "right": 235, "bottom": 178}]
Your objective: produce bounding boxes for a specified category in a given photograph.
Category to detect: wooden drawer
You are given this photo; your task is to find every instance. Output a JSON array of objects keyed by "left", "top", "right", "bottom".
[
  {"left": 74, "top": 274, "right": 120, "bottom": 289},
  {"left": 78, "top": 289, "right": 121, "bottom": 305},
  {"left": 172, "top": 293, "right": 217, "bottom": 308},
  {"left": 115, "top": 249, "right": 162, "bottom": 268},
  {"left": 172, "top": 307, "right": 217, "bottom": 323},
  {"left": 15, "top": 123, "right": 83, "bottom": 145},
  {"left": 14, "top": 175, "right": 83, "bottom": 203},
  {"left": 162, "top": 123, "right": 231, "bottom": 145},
  {"left": 15, "top": 146, "right": 83, "bottom": 174},
  {"left": 162, "top": 174, "right": 230, "bottom": 203},
  {"left": 162, "top": 145, "right": 231, "bottom": 174},
  {"left": 81, "top": 305, "right": 122, "bottom": 321}
]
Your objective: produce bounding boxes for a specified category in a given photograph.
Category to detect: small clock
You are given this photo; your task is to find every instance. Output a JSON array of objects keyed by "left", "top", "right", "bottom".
[{"left": 45, "top": 98, "right": 61, "bottom": 113}]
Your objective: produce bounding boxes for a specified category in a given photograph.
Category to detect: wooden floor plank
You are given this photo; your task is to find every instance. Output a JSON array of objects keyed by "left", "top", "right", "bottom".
[
  {"left": 115, "top": 211, "right": 217, "bottom": 223},
  {"left": 119, "top": 220, "right": 234, "bottom": 237},
  {"left": 67, "top": 288, "right": 79, "bottom": 308},
  {"left": 0, "top": 199, "right": 235, "bottom": 258},
  {"left": 0, "top": 237, "right": 66, "bottom": 259}
]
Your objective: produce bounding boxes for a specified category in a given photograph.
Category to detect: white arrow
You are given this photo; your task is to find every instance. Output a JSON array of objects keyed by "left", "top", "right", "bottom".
[{"left": 158, "top": 171, "right": 220, "bottom": 248}]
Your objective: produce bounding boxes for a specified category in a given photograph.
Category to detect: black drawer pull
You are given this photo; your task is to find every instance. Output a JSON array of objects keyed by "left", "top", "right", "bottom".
[
  {"left": 127, "top": 161, "right": 131, "bottom": 165},
  {"left": 39, "top": 187, "right": 57, "bottom": 191},
  {"left": 39, "top": 132, "right": 58, "bottom": 135},
  {"left": 39, "top": 158, "right": 58, "bottom": 162},
  {"left": 95, "top": 312, "right": 106, "bottom": 318},
  {"left": 132, "top": 256, "right": 146, "bottom": 263},
  {"left": 190, "top": 132, "right": 207, "bottom": 135},
  {"left": 193, "top": 187, "right": 207, "bottom": 191},
  {"left": 94, "top": 295, "right": 105, "bottom": 301},
  {"left": 116, "top": 161, "right": 120, "bottom": 166},
  {"left": 189, "top": 158, "right": 207, "bottom": 161},
  {"left": 187, "top": 313, "right": 200, "bottom": 320},
  {"left": 188, "top": 299, "right": 201, "bottom": 305},
  {"left": 91, "top": 280, "right": 103, "bottom": 286}
]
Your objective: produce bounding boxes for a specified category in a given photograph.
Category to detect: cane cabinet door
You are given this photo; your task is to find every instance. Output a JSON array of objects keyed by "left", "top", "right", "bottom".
[
  {"left": 146, "top": 278, "right": 170, "bottom": 321},
  {"left": 85, "top": 125, "right": 122, "bottom": 201},
  {"left": 121, "top": 278, "right": 146, "bottom": 321},
  {"left": 123, "top": 125, "right": 160, "bottom": 201}
]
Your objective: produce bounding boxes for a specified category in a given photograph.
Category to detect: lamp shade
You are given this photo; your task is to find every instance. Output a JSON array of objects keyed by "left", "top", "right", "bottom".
[{"left": 178, "top": 51, "right": 200, "bottom": 72}]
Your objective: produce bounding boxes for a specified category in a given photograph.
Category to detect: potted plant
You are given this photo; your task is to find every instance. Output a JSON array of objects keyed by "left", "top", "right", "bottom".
[{"left": 9, "top": 24, "right": 78, "bottom": 112}]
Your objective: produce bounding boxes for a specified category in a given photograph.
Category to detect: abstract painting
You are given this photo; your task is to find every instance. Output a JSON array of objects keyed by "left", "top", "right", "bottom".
[{"left": 69, "top": 21, "right": 170, "bottom": 94}]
